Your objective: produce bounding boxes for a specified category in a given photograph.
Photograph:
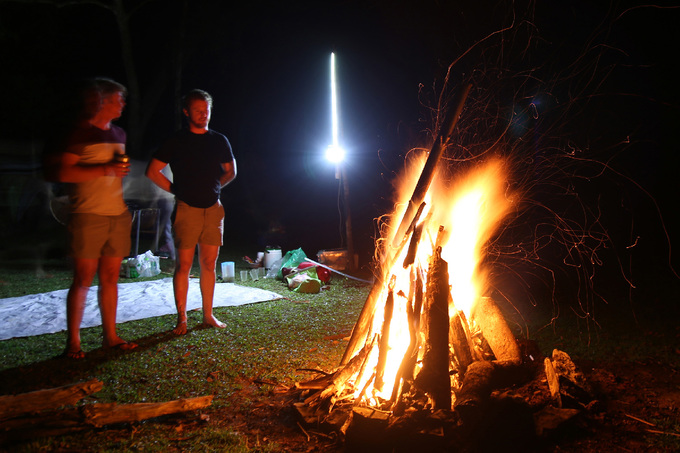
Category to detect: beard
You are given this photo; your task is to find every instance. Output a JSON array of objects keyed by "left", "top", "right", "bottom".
[{"left": 189, "top": 117, "right": 209, "bottom": 130}]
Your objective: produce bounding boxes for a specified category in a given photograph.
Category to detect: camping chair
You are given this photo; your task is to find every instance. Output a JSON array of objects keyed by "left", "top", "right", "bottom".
[{"left": 130, "top": 207, "right": 160, "bottom": 257}]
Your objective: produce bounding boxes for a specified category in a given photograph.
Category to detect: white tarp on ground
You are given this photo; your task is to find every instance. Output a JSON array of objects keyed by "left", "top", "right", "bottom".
[{"left": 0, "top": 278, "right": 283, "bottom": 341}]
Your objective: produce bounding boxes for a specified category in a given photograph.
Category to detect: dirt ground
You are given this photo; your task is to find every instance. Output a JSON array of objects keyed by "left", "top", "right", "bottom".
[
  {"left": 1, "top": 351, "right": 678, "bottom": 451},
  {"left": 204, "top": 357, "right": 680, "bottom": 452}
]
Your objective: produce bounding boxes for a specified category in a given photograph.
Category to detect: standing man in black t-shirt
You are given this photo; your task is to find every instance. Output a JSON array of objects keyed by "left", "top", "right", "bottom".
[{"left": 146, "top": 89, "right": 237, "bottom": 335}]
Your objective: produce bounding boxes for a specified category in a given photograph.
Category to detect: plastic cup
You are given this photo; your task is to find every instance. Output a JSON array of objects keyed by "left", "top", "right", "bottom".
[
  {"left": 240, "top": 270, "right": 248, "bottom": 281},
  {"left": 221, "top": 261, "right": 235, "bottom": 282},
  {"left": 250, "top": 268, "right": 259, "bottom": 281}
]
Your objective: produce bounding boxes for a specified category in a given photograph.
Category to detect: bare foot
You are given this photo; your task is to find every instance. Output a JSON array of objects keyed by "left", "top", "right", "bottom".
[
  {"left": 104, "top": 338, "right": 139, "bottom": 350},
  {"left": 173, "top": 321, "right": 188, "bottom": 335},
  {"left": 62, "top": 348, "right": 85, "bottom": 359},
  {"left": 201, "top": 315, "right": 226, "bottom": 329}
]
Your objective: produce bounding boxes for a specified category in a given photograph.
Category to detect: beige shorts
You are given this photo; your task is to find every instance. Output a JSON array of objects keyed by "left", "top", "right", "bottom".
[
  {"left": 173, "top": 200, "right": 224, "bottom": 249},
  {"left": 68, "top": 211, "right": 132, "bottom": 259}
]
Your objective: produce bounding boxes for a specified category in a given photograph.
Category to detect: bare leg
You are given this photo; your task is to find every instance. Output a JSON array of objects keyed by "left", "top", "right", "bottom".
[
  {"left": 98, "top": 255, "right": 136, "bottom": 349},
  {"left": 173, "top": 247, "right": 195, "bottom": 334},
  {"left": 198, "top": 243, "right": 225, "bottom": 329},
  {"left": 65, "top": 258, "right": 98, "bottom": 357}
]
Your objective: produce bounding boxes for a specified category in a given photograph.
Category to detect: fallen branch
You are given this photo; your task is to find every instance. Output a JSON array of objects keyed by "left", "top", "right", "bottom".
[
  {"left": 1, "top": 393, "right": 213, "bottom": 445},
  {"left": 645, "top": 429, "right": 680, "bottom": 438},
  {"left": 625, "top": 413, "right": 655, "bottom": 426},
  {"left": 0, "top": 379, "right": 103, "bottom": 421}
]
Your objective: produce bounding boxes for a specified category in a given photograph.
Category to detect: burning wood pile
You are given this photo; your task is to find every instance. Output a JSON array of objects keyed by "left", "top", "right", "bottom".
[{"left": 292, "top": 87, "right": 595, "bottom": 451}]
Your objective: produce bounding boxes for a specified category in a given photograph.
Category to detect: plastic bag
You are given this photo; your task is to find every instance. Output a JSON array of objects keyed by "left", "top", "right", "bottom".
[
  {"left": 121, "top": 250, "right": 161, "bottom": 278},
  {"left": 276, "top": 248, "right": 307, "bottom": 280}
]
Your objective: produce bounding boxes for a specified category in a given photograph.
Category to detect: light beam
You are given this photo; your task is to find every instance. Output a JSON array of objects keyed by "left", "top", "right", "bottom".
[{"left": 326, "top": 52, "right": 345, "bottom": 163}]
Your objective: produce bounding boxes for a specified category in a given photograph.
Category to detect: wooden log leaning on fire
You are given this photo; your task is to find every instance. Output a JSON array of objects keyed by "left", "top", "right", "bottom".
[
  {"left": 413, "top": 245, "right": 451, "bottom": 410},
  {"left": 402, "top": 206, "right": 426, "bottom": 269},
  {"left": 340, "top": 83, "right": 472, "bottom": 366},
  {"left": 449, "top": 306, "right": 475, "bottom": 378},
  {"left": 374, "top": 274, "right": 396, "bottom": 393},
  {"left": 452, "top": 296, "right": 522, "bottom": 423},
  {"left": 301, "top": 337, "right": 376, "bottom": 409},
  {"left": 389, "top": 267, "right": 424, "bottom": 410},
  {"left": 470, "top": 296, "right": 521, "bottom": 364}
]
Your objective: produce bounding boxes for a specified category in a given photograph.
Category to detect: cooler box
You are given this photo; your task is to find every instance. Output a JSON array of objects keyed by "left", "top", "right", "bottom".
[{"left": 317, "top": 249, "right": 350, "bottom": 271}]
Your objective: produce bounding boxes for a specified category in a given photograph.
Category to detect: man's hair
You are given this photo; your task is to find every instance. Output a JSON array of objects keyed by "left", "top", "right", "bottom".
[
  {"left": 183, "top": 89, "right": 213, "bottom": 111},
  {"left": 71, "top": 78, "right": 126, "bottom": 120},
  {"left": 93, "top": 77, "right": 127, "bottom": 97}
]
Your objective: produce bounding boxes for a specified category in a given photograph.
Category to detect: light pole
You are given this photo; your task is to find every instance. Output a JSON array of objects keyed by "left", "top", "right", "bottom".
[{"left": 326, "top": 52, "right": 355, "bottom": 271}]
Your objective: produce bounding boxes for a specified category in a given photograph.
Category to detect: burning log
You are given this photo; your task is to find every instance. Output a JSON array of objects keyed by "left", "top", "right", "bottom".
[
  {"left": 375, "top": 275, "right": 396, "bottom": 393},
  {"left": 470, "top": 296, "right": 521, "bottom": 364},
  {"left": 389, "top": 267, "right": 424, "bottom": 410},
  {"left": 414, "top": 245, "right": 451, "bottom": 410},
  {"left": 390, "top": 83, "right": 473, "bottom": 249},
  {"left": 449, "top": 308, "right": 474, "bottom": 378},
  {"left": 301, "top": 337, "right": 376, "bottom": 409},
  {"left": 453, "top": 360, "right": 495, "bottom": 423},
  {"left": 402, "top": 205, "right": 426, "bottom": 268}
]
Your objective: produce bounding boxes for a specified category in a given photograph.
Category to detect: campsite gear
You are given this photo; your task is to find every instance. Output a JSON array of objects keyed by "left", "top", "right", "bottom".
[
  {"left": 284, "top": 266, "right": 323, "bottom": 293},
  {"left": 264, "top": 248, "right": 282, "bottom": 270},
  {"left": 317, "top": 248, "right": 352, "bottom": 271},
  {"left": 297, "top": 261, "right": 331, "bottom": 284},
  {"left": 121, "top": 250, "right": 161, "bottom": 278}
]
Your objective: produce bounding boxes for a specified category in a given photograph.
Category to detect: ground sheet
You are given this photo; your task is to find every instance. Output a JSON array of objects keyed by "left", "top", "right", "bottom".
[{"left": 0, "top": 278, "right": 283, "bottom": 340}]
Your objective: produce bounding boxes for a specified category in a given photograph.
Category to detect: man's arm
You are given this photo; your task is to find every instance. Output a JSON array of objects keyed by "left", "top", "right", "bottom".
[
  {"left": 220, "top": 160, "right": 237, "bottom": 188},
  {"left": 146, "top": 158, "right": 174, "bottom": 193},
  {"left": 58, "top": 151, "right": 128, "bottom": 183}
]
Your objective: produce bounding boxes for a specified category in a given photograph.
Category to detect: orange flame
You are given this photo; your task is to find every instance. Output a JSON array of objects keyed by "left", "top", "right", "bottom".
[{"left": 356, "top": 156, "right": 514, "bottom": 402}]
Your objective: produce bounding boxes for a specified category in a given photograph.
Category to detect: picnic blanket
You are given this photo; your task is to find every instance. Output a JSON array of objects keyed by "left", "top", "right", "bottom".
[{"left": 0, "top": 278, "right": 282, "bottom": 340}]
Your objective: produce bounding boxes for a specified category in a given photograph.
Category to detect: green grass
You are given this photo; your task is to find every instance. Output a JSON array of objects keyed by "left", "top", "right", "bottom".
[{"left": 0, "top": 255, "right": 371, "bottom": 451}]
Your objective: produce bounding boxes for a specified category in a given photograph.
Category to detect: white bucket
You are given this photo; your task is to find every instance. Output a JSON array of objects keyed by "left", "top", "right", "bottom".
[
  {"left": 221, "top": 261, "right": 235, "bottom": 282},
  {"left": 264, "top": 249, "right": 282, "bottom": 270}
]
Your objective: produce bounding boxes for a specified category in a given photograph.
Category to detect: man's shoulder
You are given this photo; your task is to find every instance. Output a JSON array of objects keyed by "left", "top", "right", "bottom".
[
  {"left": 68, "top": 122, "right": 125, "bottom": 146},
  {"left": 206, "top": 130, "right": 232, "bottom": 149},
  {"left": 108, "top": 124, "right": 126, "bottom": 142},
  {"left": 206, "top": 129, "right": 229, "bottom": 140}
]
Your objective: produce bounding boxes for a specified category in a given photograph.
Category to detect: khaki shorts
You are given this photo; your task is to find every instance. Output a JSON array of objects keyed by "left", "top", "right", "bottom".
[
  {"left": 174, "top": 200, "right": 224, "bottom": 249},
  {"left": 68, "top": 211, "right": 132, "bottom": 259}
]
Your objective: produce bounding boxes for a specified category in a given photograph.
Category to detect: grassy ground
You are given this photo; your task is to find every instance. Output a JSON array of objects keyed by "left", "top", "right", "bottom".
[
  {"left": 1, "top": 250, "right": 679, "bottom": 452},
  {"left": 0, "top": 251, "right": 372, "bottom": 452}
]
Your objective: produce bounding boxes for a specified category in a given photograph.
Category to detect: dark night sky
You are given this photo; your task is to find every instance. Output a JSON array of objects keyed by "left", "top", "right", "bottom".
[{"left": 1, "top": 0, "right": 679, "bottom": 299}]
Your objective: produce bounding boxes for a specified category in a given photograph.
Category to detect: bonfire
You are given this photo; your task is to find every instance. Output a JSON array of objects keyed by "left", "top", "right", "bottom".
[{"left": 292, "top": 85, "right": 594, "bottom": 452}]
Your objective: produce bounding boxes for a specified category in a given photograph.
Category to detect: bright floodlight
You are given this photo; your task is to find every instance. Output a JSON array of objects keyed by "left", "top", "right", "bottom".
[
  {"left": 326, "top": 144, "right": 345, "bottom": 163},
  {"left": 326, "top": 52, "right": 345, "bottom": 163}
]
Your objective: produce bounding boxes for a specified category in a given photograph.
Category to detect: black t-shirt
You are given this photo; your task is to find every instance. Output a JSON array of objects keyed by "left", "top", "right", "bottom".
[{"left": 154, "top": 129, "right": 234, "bottom": 208}]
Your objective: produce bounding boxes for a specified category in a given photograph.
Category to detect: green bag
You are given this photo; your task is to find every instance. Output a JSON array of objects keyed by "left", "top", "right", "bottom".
[
  {"left": 284, "top": 266, "right": 322, "bottom": 293},
  {"left": 276, "top": 247, "right": 307, "bottom": 280}
]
